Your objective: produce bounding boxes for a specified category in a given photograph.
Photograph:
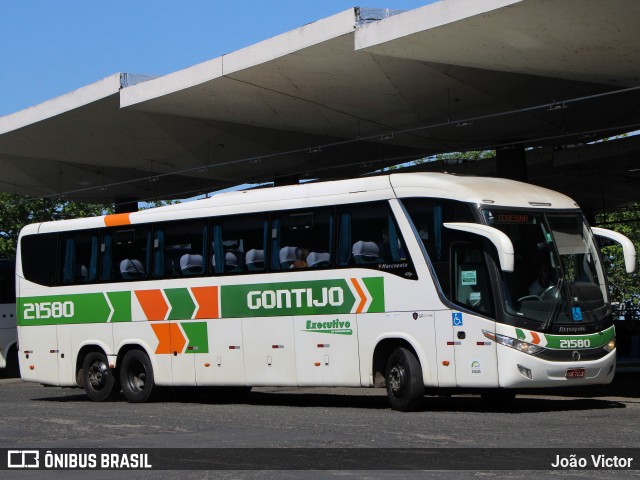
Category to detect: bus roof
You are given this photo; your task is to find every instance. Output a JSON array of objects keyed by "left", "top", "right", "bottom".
[{"left": 26, "top": 173, "right": 579, "bottom": 234}]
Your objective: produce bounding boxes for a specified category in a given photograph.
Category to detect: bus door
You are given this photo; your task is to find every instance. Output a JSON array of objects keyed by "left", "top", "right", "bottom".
[{"left": 449, "top": 242, "right": 499, "bottom": 388}]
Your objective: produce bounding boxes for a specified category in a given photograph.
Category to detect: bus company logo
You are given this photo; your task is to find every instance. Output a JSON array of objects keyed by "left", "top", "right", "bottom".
[
  {"left": 304, "top": 318, "right": 352, "bottom": 335},
  {"left": 221, "top": 277, "right": 384, "bottom": 318},
  {"left": 8, "top": 450, "right": 39, "bottom": 468},
  {"left": 247, "top": 287, "right": 344, "bottom": 310},
  {"left": 470, "top": 360, "right": 482, "bottom": 375}
]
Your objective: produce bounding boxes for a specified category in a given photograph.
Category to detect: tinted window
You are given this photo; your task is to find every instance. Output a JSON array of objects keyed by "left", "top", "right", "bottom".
[
  {"left": 212, "top": 214, "right": 267, "bottom": 274},
  {"left": 153, "top": 220, "right": 207, "bottom": 278},
  {"left": 60, "top": 230, "right": 99, "bottom": 284},
  {"left": 271, "top": 208, "right": 333, "bottom": 271},
  {"left": 102, "top": 227, "right": 152, "bottom": 281},
  {"left": 20, "top": 233, "right": 58, "bottom": 286},
  {"left": 402, "top": 198, "right": 476, "bottom": 294},
  {"left": 335, "top": 201, "right": 415, "bottom": 278}
]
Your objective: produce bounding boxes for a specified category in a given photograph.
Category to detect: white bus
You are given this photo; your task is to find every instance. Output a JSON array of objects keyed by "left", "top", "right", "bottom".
[
  {"left": 0, "top": 259, "right": 18, "bottom": 377},
  {"left": 16, "top": 173, "right": 636, "bottom": 411}
]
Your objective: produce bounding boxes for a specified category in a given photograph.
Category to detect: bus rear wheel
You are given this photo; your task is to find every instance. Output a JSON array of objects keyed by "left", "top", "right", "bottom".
[
  {"left": 120, "top": 349, "right": 156, "bottom": 403},
  {"left": 82, "top": 351, "right": 120, "bottom": 402},
  {"left": 385, "top": 347, "right": 424, "bottom": 412}
]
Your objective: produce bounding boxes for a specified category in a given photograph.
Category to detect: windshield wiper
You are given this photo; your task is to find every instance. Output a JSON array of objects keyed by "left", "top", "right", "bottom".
[{"left": 541, "top": 276, "right": 565, "bottom": 332}]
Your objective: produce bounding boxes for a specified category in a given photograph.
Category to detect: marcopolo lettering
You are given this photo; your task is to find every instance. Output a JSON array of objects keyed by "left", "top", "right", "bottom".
[{"left": 248, "top": 287, "right": 344, "bottom": 310}]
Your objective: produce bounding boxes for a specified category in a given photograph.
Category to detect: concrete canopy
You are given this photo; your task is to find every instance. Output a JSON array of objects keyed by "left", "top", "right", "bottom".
[{"left": 0, "top": 0, "right": 639, "bottom": 212}]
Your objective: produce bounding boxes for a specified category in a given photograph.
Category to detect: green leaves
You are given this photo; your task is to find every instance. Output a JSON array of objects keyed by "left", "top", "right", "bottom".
[
  {"left": 0, "top": 193, "right": 113, "bottom": 258},
  {"left": 596, "top": 205, "right": 640, "bottom": 313}
]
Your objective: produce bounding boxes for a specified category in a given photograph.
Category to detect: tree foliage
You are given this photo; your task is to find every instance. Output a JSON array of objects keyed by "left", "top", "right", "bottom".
[
  {"left": 0, "top": 193, "right": 113, "bottom": 259},
  {"left": 596, "top": 204, "right": 640, "bottom": 315}
]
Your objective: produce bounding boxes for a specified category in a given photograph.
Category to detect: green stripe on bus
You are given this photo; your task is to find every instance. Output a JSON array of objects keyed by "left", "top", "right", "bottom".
[
  {"left": 18, "top": 292, "right": 131, "bottom": 326},
  {"left": 543, "top": 326, "right": 615, "bottom": 349}
]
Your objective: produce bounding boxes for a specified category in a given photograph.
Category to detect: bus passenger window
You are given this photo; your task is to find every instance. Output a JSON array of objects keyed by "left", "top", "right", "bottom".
[
  {"left": 271, "top": 209, "right": 332, "bottom": 271},
  {"left": 106, "top": 227, "right": 151, "bottom": 281},
  {"left": 153, "top": 220, "right": 207, "bottom": 278},
  {"left": 20, "top": 233, "right": 58, "bottom": 286},
  {"left": 60, "top": 230, "right": 98, "bottom": 284},
  {"left": 212, "top": 214, "right": 267, "bottom": 275},
  {"left": 336, "top": 201, "right": 415, "bottom": 278}
]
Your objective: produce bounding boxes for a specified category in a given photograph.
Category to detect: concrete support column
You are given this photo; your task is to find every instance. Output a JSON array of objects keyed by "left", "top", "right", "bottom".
[
  {"left": 496, "top": 146, "right": 528, "bottom": 182},
  {"left": 115, "top": 197, "right": 139, "bottom": 214}
]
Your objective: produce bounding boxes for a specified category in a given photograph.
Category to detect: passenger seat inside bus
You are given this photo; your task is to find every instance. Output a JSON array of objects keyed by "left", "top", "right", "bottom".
[
  {"left": 306, "top": 251, "right": 330, "bottom": 268},
  {"left": 246, "top": 249, "right": 265, "bottom": 271},
  {"left": 352, "top": 241, "right": 382, "bottom": 264},
  {"left": 279, "top": 246, "right": 298, "bottom": 269},
  {"left": 120, "top": 259, "right": 146, "bottom": 280},
  {"left": 224, "top": 251, "right": 243, "bottom": 273},
  {"left": 180, "top": 254, "right": 204, "bottom": 276}
]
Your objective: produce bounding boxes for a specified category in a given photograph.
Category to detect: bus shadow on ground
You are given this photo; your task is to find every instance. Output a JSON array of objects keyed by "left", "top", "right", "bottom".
[{"left": 32, "top": 388, "right": 627, "bottom": 414}]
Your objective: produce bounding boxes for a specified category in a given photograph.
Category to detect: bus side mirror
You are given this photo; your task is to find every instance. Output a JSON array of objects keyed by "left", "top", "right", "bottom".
[
  {"left": 592, "top": 227, "right": 637, "bottom": 273},
  {"left": 444, "top": 222, "right": 514, "bottom": 272}
]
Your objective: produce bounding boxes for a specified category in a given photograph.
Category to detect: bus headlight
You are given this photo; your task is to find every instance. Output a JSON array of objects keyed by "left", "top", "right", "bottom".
[
  {"left": 602, "top": 339, "right": 616, "bottom": 353},
  {"left": 483, "top": 330, "right": 544, "bottom": 355}
]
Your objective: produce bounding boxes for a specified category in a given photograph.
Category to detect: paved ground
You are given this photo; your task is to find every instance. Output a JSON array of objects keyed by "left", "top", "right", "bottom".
[{"left": 0, "top": 374, "right": 638, "bottom": 479}]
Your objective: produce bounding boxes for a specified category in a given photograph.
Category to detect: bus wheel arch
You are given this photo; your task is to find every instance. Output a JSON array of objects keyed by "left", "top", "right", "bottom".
[
  {"left": 77, "top": 346, "right": 120, "bottom": 402},
  {"left": 119, "top": 347, "right": 156, "bottom": 403},
  {"left": 373, "top": 338, "right": 425, "bottom": 412}
]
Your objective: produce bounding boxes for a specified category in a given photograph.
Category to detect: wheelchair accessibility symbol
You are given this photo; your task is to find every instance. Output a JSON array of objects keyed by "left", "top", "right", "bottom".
[{"left": 452, "top": 312, "right": 463, "bottom": 326}]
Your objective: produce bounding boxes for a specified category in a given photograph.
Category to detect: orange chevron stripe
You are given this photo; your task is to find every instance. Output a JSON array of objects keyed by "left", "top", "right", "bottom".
[
  {"left": 530, "top": 331, "right": 541, "bottom": 345},
  {"left": 150, "top": 323, "right": 186, "bottom": 354},
  {"left": 135, "top": 289, "right": 169, "bottom": 321},
  {"left": 350, "top": 278, "right": 367, "bottom": 314},
  {"left": 191, "top": 286, "right": 219, "bottom": 319}
]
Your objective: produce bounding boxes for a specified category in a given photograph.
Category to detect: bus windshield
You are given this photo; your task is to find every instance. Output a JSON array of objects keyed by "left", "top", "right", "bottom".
[{"left": 482, "top": 210, "right": 609, "bottom": 328}]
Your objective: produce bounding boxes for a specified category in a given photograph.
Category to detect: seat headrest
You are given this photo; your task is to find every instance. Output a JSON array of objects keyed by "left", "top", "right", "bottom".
[
  {"left": 279, "top": 246, "right": 298, "bottom": 263},
  {"left": 246, "top": 249, "right": 265, "bottom": 264},
  {"left": 352, "top": 241, "right": 380, "bottom": 258},
  {"left": 180, "top": 254, "right": 203, "bottom": 272}
]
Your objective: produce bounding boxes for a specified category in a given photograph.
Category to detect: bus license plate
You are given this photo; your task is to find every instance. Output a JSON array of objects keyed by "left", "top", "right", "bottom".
[{"left": 566, "top": 368, "right": 585, "bottom": 378}]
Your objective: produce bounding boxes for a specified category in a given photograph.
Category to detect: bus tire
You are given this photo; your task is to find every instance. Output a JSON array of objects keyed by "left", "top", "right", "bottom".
[
  {"left": 82, "top": 351, "right": 120, "bottom": 402},
  {"left": 385, "top": 347, "right": 424, "bottom": 412},
  {"left": 120, "top": 349, "right": 155, "bottom": 403}
]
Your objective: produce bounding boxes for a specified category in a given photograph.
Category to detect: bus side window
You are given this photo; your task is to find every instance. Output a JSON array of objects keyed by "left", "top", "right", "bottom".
[
  {"left": 270, "top": 208, "right": 332, "bottom": 271},
  {"left": 20, "top": 233, "right": 58, "bottom": 286},
  {"left": 110, "top": 227, "right": 151, "bottom": 281},
  {"left": 337, "top": 201, "right": 415, "bottom": 278},
  {"left": 61, "top": 230, "right": 98, "bottom": 284},
  {"left": 451, "top": 241, "right": 494, "bottom": 316},
  {"left": 213, "top": 214, "right": 268, "bottom": 275},
  {"left": 153, "top": 220, "right": 207, "bottom": 278}
]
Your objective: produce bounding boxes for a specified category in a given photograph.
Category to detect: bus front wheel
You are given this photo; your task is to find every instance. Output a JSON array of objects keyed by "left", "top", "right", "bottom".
[
  {"left": 120, "top": 349, "right": 156, "bottom": 403},
  {"left": 82, "top": 351, "right": 120, "bottom": 402},
  {"left": 385, "top": 347, "right": 424, "bottom": 412}
]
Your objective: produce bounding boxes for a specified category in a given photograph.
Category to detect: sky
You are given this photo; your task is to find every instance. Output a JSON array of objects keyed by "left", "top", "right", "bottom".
[{"left": 0, "top": 0, "right": 435, "bottom": 117}]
